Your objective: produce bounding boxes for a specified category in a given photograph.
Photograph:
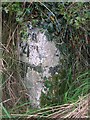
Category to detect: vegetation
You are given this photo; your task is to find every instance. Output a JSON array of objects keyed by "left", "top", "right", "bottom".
[{"left": 1, "top": 2, "right": 90, "bottom": 119}]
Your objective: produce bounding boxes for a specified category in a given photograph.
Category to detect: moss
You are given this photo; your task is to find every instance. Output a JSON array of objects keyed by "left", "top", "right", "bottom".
[{"left": 40, "top": 69, "right": 67, "bottom": 107}]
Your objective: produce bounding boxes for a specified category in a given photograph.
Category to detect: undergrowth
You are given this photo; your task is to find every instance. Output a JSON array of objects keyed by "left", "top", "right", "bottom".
[{"left": 1, "top": 2, "right": 90, "bottom": 119}]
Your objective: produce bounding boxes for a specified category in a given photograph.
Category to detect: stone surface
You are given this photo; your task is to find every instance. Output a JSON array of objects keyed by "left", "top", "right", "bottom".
[{"left": 19, "top": 26, "right": 61, "bottom": 108}]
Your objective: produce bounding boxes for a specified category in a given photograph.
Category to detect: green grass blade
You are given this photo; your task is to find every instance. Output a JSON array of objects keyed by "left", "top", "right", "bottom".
[{"left": 1, "top": 103, "right": 11, "bottom": 118}]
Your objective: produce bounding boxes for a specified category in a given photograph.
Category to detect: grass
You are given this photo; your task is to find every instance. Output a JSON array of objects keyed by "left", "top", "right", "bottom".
[
  {"left": 1, "top": 103, "right": 11, "bottom": 118},
  {"left": 1, "top": 93, "right": 89, "bottom": 119},
  {"left": 64, "top": 70, "right": 90, "bottom": 103},
  {"left": 1, "top": 68, "right": 89, "bottom": 119}
]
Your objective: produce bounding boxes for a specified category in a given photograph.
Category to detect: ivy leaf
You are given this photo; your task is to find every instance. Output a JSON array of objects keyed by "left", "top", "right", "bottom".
[
  {"left": 26, "top": 8, "right": 31, "bottom": 14},
  {"left": 16, "top": 17, "right": 23, "bottom": 23},
  {"left": 16, "top": 11, "right": 23, "bottom": 16},
  {"left": 4, "top": 7, "right": 9, "bottom": 13}
]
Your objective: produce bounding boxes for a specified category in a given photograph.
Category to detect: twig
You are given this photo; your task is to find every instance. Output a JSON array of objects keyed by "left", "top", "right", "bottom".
[{"left": 6, "top": 25, "right": 18, "bottom": 49}]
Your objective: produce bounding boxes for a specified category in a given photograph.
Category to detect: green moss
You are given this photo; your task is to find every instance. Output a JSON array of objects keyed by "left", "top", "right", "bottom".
[{"left": 40, "top": 69, "right": 67, "bottom": 107}]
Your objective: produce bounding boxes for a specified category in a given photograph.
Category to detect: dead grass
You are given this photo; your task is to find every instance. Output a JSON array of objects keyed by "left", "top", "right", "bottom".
[{"left": 8, "top": 93, "right": 90, "bottom": 119}]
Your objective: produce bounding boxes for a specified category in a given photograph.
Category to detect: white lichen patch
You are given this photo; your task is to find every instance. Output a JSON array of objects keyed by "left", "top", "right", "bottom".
[{"left": 19, "top": 27, "right": 61, "bottom": 108}]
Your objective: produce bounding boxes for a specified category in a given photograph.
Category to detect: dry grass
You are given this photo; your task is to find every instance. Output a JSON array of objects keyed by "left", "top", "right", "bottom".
[{"left": 8, "top": 93, "right": 89, "bottom": 119}]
